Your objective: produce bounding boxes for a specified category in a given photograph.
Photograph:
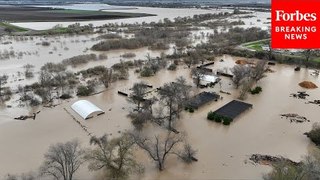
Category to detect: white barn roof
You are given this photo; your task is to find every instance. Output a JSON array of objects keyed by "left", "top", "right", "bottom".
[{"left": 71, "top": 100, "right": 104, "bottom": 120}]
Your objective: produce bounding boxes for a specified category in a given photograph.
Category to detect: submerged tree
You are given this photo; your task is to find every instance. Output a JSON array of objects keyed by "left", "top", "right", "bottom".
[
  {"left": 231, "top": 65, "right": 251, "bottom": 89},
  {"left": 39, "top": 140, "right": 84, "bottom": 180},
  {"left": 0, "top": 74, "right": 8, "bottom": 97},
  {"left": 175, "top": 143, "right": 198, "bottom": 164},
  {"left": 263, "top": 161, "right": 304, "bottom": 180},
  {"left": 191, "top": 68, "right": 205, "bottom": 88},
  {"left": 128, "top": 82, "right": 149, "bottom": 111},
  {"left": 251, "top": 60, "right": 268, "bottom": 82},
  {"left": 239, "top": 77, "right": 254, "bottom": 100},
  {"left": 85, "top": 134, "right": 143, "bottom": 180},
  {"left": 302, "top": 50, "right": 315, "bottom": 68},
  {"left": 99, "top": 68, "right": 113, "bottom": 88},
  {"left": 263, "top": 149, "right": 320, "bottom": 180},
  {"left": 131, "top": 131, "right": 183, "bottom": 171},
  {"left": 158, "top": 77, "right": 191, "bottom": 130}
]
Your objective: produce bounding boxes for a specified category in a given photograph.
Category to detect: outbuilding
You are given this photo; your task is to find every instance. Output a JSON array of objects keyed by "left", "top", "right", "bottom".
[{"left": 71, "top": 100, "right": 105, "bottom": 120}]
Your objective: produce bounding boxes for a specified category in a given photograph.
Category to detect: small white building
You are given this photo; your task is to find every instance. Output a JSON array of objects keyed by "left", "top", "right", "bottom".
[
  {"left": 199, "top": 75, "right": 221, "bottom": 86},
  {"left": 71, "top": 100, "right": 105, "bottom": 120}
]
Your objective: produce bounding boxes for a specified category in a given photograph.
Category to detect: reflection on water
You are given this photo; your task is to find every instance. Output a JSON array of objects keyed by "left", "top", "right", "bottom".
[
  {"left": 12, "top": 6, "right": 232, "bottom": 30},
  {"left": 0, "top": 55, "right": 319, "bottom": 179}
]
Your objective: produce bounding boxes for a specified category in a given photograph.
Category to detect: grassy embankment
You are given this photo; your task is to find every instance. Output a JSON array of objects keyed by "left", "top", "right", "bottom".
[
  {"left": 243, "top": 39, "right": 320, "bottom": 63},
  {"left": 0, "top": 22, "right": 28, "bottom": 32}
]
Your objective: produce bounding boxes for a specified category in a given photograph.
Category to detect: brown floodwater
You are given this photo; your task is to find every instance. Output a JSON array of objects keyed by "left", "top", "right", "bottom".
[{"left": 0, "top": 55, "right": 319, "bottom": 179}]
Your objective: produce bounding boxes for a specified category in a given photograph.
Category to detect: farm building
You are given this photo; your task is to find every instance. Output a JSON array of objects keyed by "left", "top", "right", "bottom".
[{"left": 71, "top": 100, "right": 105, "bottom": 120}]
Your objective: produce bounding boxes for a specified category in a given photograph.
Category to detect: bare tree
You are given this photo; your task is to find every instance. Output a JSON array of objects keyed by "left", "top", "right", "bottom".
[
  {"left": 191, "top": 68, "right": 205, "bottom": 88},
  {"left": 173, "top": 76, "right": 192, "bottom": 117},
  {"left": 302, "top": 148, "right": 320, "bottom": 179},
  {"left": 175, "top": 143, "right": 198, "bottom": 164},
  {"left": 23, "top": 64, "right": 35, "bottom": 78},
  {"left": 230, "top": 65, "right": 251, "bottom": 89},
  {"left": 131, "top": 131, "right": 183, "bottom": 171},
  {"left": 0, "top": 75, "right": 8, "bottom": 97},
  {"left": 128, "top": 82, "right": 149, "bottom": 111},
  {"left": 85, "top": 134, "right": 142, "bottom": 180},
  {"left": 267, "top": 41, "right": 273, "bottom": 61},
  {"left": 158, "top": 78, "right": 191, "bottom": 131},
  {"left": 302, "top": 50, "right": 314, "bottom": 68},
  {"left": 100, "top": 68, "right": 113, "bottom": 88},
  {"left": 251, "top": 60, "right": 268, "bottom": 82},
  {"left": 40, "top": 140, "right": 84, "bottom": 180},
  {"left": 263, "top": 161, "right": 304, "bottom": 180},
  {"left": 239, "top": 77, "right": 254, "bottom": 100},
  {"left": 129, "top": 111, "right": 154, "bottom": 130}
]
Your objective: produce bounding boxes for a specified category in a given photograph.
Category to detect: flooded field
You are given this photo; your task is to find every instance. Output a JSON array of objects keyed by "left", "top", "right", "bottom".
[
  {"left": 0, "top": 3, "right": 319, "bottom": 180},
  {"left": 12, "top": 6, "right": 232, "bottom": 30},
  {"left": 0, "top": 54, "right": 319, "bottom": 179}
]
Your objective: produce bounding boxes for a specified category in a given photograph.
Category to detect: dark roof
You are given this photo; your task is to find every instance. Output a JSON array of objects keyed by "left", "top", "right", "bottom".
[
  {"left": 187, "top": 92, "right": 220, "bottom": 109},
  {"left": 214, "top": 100, "right": 252, "bottom": 119}
]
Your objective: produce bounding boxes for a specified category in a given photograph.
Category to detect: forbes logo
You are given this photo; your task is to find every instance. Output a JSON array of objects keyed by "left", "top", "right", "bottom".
[{"left": 275, "top": 10, "right": 317, "bottom": 21}]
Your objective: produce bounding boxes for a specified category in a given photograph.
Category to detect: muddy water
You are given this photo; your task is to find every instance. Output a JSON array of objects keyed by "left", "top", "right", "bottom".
[
  {"left": 0, "top": 55, "right": 319, "bottom": 179},
  {"left": 0, "top": 34, "right": 172, "bottom": 90},
  {"left": 12, "top": 6, "right": 232, "bottom": 30}
]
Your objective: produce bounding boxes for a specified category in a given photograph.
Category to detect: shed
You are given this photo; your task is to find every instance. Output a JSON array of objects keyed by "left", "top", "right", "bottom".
[
  {"left": 214, "top": 100, "right": 252, "bottom": 119},
  {"left": 187, "top": 92, "right": 220, "bottom": 109},
  {"left": 71, "top": 100, "right": 105, "bottom": 120}
]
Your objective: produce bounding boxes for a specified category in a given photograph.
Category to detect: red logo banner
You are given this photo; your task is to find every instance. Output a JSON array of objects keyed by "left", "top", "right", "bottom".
[{"left": 271, "top": 0, "right": 320, "bottom": 49}]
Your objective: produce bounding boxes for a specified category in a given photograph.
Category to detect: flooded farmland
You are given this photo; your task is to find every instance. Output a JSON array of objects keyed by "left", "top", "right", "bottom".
[
  {"left": 0, "top": 3, "right": 319, "bottom": 180},
  {"left": 0, "top": 55, "right": 319, "bottom": 179}
]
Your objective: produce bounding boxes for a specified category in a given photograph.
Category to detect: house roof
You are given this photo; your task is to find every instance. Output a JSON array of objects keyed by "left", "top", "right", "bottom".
[
  {"left": 71, "top": 100, "right": 104, "bottom": 120},
  {"left": 214, "top": 100, "right": 252, "bottom": 119},
  {"left": 187, "top": 92, "right": 220, "bottom": 109}
]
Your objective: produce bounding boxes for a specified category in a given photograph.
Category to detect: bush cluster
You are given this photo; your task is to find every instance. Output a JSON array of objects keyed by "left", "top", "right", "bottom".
[
  {"left": 207, "top": 111, "right": 233, "bottom": 125},
  {"left": 250, "top": 86, "right": 262, "bottom": 94}
]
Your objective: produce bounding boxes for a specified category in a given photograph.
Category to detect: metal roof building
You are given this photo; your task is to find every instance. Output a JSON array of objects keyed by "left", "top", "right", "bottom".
[{"left": 71, "top": 100, "right": 105, "bottom": 120}]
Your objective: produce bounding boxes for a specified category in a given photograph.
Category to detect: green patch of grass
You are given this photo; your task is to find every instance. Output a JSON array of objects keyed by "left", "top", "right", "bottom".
[
  {"left": 0, "top": 22, "right": 28, "bottom": 32},
  {"left": 313, "top": 58, "right": 320, "bottom": 62},
  {"left": 243, "top": 39, "right": 269, "bottom": 51},
  {"left": 246, "top": 44, "right": 263, "bottom": 51}
]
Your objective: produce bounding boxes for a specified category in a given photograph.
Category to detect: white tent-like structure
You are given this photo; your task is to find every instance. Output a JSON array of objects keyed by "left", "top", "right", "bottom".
[
  {"left": 199, "top": 75, "right": 221, "bottom": 86},
  {"left": 71, "top": 100, "right": 105, "bottom": 120}
]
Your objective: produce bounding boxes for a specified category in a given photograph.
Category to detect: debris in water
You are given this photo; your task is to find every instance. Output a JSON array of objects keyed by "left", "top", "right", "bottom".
[
  {"left": 249, "top": 154, "right": 301, "bottom": 166},
  {"left": 290, "top": 91, "right": 309, "bottom": 99},
  {"left": 280, "top": 113, "right": 310, "bottom": 123}
]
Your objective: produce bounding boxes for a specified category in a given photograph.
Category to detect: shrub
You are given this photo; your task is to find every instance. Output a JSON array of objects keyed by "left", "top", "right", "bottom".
[
  {"left": 189, "top": 108, "right": 194, "bottom": 113},
  {"left": 62, "top": 54, "right": 97, "bottom": 67},
  {"left": 307, "top": 124, "right": 320, "bottom": 146},
  {"left": 250, "top": 86, "right": 262, "bottom": 94},
  {"left": 60, "top": 94, "right": 72, "bottom": 100},
  {"left": 223, "top": 118, "right": 232, "bottom": 125},
  {"left": 207, "top": 111, "right": 216, "bottom": 120},
  {"left": 214, "top": 117, "right": 222, "bottom": 123},
  {"left": 121, "top": 52, "right": 136, "bottom": 58},
  {"left": 207, "top": 111, "right": 233, "bottom": 125},
  {"left": 41, "top": 41, "right": 51, "bottom": 46},
  {"left": 30, "top": 98, "right": 41, "bottom": 106},
  {"left": 140, "top": 66, "right": 153, "bottom": 77},
  {"left": 167, "top": 64, "right": 177, "bottom": 71},
  {"left": 76, "top": 85, "right": 93, "bottom": 96},
  {"left": 91, "top": 38, "right": 152, "bottom": 51}
]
